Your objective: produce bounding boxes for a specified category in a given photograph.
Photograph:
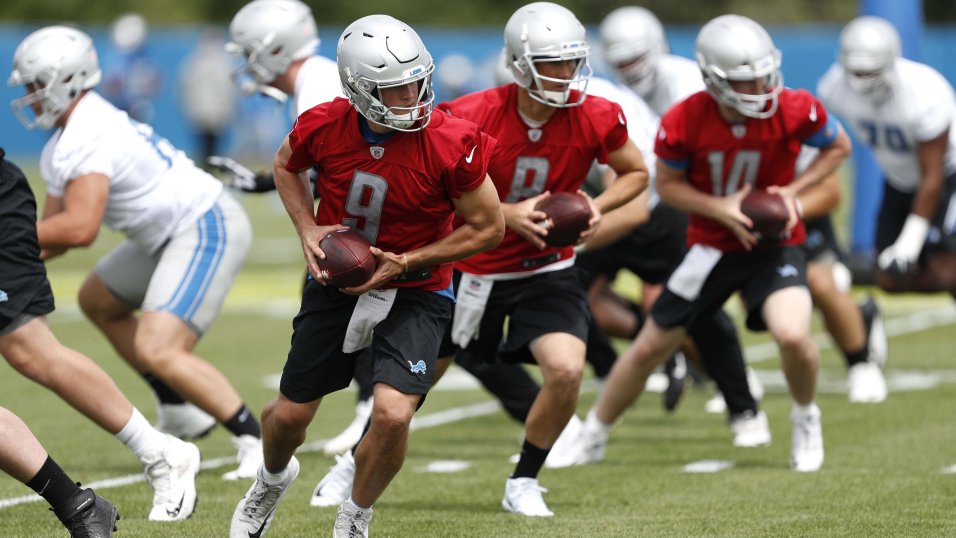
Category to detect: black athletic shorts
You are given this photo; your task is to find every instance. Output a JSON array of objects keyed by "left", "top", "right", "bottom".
[
  {"left": 802, "top": 215, "right": 841, "bottom": 263},
  {"left": 0, "top": 150, "right": 54, "bottom": 332},
  {"left": 652, "top": 245, "right": 807, "bottom": 332},
  {"left": 576, "top": 202, "right": 688, "bottom": 287},
  {"left": 280, "top": 279, "right": 452, "bottom": 403},
  {"left": 453, "top": 266, "right": 591, "bottom": 365}
]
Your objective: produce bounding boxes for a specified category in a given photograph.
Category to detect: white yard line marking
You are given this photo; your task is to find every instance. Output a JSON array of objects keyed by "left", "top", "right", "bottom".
[{"left": 682, "top": 460, "right": 735, "bottom": 473}]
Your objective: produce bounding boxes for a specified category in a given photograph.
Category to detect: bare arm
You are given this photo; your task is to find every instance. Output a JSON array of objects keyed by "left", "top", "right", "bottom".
[
  {"left": 773, "top": 126, "right": 852, "bottom": 229},
  {"left": 656, "top": 159, "right": 758, "bottom": 250},
  {"left": 344, "top": 176, "right": 504, "bottom": 295},
  {"left": 36, "top": 173, "right": 109, "bottom": 258},
  {"left": 797, "top": 168, "right": 842, "bottom": 220},
  {"left": 912, "top": 128, "right": 949, "bottom": 219},
  {"left": 273, "top": 135, "right": 345, "bottom": 280},
  {"left": 578, "top": 186, "right": 650, "bottom": 252}
]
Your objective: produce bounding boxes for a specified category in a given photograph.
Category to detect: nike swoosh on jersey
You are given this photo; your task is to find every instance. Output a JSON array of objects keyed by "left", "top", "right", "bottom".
[
  {"left": 809, "top": 102, "right": 818, "bottom": 122},
  {"left": 464, "top": 145, "right": 477, "bottom": 164}
]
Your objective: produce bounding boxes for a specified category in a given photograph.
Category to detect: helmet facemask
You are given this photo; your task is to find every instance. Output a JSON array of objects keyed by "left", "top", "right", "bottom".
[
  {"left": 344, "top": 63, "right": 435, "bottom": 132},
  {"left": 701, "top": 53, "right": 783, "bottom": 119},
  {"left": 512, "top": 37, "right": 591, "bottom": 107}
]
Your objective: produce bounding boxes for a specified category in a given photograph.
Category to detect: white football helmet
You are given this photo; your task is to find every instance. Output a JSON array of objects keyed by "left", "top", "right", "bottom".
[
  {"left": 337, "top": 15, "right": 435, "bottom": 132},
  {"left": 8, "top": 25, "right": 102, "bottom": 130},
  {"left": 695, "top": 15, "right": 782, "bottom": 119},
  {"left": 504, "top": 2, "right": 591, "bottom": 107},
  {"left": 839, "top": 16, "right": 900, "bottom": 98},
  {"left": 226, "top": 0, "right": 319, "bottom": 101},
  {"left": 599, "top": 6, "right": 666, "bottom": 99}
]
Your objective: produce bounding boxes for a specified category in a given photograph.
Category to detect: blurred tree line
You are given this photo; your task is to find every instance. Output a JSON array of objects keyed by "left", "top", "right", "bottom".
[{"left": 1, "top": 0, "right": 953, "bottom": 25}]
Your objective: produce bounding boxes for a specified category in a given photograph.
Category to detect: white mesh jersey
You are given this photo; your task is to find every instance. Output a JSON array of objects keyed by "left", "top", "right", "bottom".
[
  {"left": 817, "top": 58, "right": 956, "bottom": 193},
  {"left": 641, "top": 54, "right": 705, "bottom": 117},
  {"left": 292, "top": 55, "right": 345, "bottom": 118},
  {"left": 40, "top": 91, "right": 223, "bottom": 254},
  {"left": 586, "top": 76, "right": 661, "bottom": 208}
]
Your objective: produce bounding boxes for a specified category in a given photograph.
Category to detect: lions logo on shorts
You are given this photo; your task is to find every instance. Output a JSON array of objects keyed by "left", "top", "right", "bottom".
[{"left": 407, "top": 360, "right": 427, "bottom": 374}]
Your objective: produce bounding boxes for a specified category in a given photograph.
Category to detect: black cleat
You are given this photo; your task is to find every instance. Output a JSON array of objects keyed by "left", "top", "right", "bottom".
[
  {"left": 663, "top": 352, "right": 688, "bottom": 412},
  {"left": 53, "top": 487, "right": 119, "bottom": 538}
]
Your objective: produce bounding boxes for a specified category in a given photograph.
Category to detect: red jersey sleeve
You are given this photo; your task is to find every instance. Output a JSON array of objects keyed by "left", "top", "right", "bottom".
[
  {"left": 654, "top": 100, "right": 692, "bottom": 166},
  {"left": 786, "top": 90, "right": 830, "bottom": 140},
  {"left": 285, "top": 99, "right": 350, "bottom": 172},
  {"left": 442, "top": 129, "right": 496, "bottom": 198},
  {"left": 588, "top": 97, "right": 630, "bottom": 164}
]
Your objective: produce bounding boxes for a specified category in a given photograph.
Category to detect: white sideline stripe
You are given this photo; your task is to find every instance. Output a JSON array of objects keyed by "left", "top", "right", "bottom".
[
  {"left": 3, "top": 305, "right": 954, "bottom": 510},
  {"left": 942, "top": 464, "right": 956, "bottom": 474}
]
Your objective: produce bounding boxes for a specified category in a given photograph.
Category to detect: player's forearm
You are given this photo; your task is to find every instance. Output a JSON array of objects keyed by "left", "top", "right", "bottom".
[
  {"left": 789, "top": 132, "right": 851, "bottom": 196},
  {"left": 593, "top": 169, "right": 646, "bottom": 214},
  {"left": 797, "top": 173, "right": 841, "bottom": 220},
  {"left": 581, "top": 190, "right": 650, "bottom": 252},
  {"left": 37, "top": 214, "right": 99, "bottom": 249}
]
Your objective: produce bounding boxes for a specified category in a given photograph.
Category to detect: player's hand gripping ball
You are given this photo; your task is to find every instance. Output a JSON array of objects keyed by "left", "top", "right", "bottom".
[
  {"left": 318, "top": 229, "right": 377, "bottom": 287},
  {"left": 740, "top": 190, "right": 789, "bottom": 239},
  {"left": 535, "top": 192, "right": 593, "bottom": 247}
]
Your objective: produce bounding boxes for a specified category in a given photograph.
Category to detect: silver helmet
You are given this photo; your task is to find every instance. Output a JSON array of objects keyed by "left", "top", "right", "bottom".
[
  {"left": 504, "top": 2, "right": 591, "bottom": 107},
  {"left": 695, "top": 14, "right": 782, "bottom": 119},
  {"left": 226, "top": 0, "right": 319, "bottom": 101},
  {"left": 336, "top": 15, "right": 434, "bottom": 132},
  {"left": 839, "top": 16, "right": 900, "bottom": 98},
  {"left": 599, "top": 6, "right": 666, "bottom": 99},
  {"left": 8, "top": 25, "right": 102, "bottom": 130}
]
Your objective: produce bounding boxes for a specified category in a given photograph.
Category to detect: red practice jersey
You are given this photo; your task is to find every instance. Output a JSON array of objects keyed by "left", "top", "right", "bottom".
[
  {"left": 655, "top": 88, "right": 833, "bottom": 251},
  {"left": 439, "top": 84, "right": 629, "bottom": 275},
  {"left": 286, "top": 97, "right": 495, "bottom": 290}
]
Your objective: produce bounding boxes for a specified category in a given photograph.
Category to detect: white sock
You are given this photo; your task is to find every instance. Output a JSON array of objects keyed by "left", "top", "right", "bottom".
[
  {"left": 261, "top": 466, "right": 288, "bottom": 484},
  {"left": 116, "top": 408, "right": 168, "bottom": 460},
  {"left": 585, "top": 407, "right": 611, "bottom": 434},
  {"left": 347, "top": 496, "right": 372, "bottom": 511},
  {"left": 793, "top": 402, "right": 818, "bottom": 415}
]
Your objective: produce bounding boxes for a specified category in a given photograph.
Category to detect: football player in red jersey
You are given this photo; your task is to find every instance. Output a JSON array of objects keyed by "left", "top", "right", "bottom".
[
  {"left": 437, "top": 2, "right": 647, "bottom": 517},
  {"left": 229, "top": 15, "right": 504, "bottom": 538},
  {"left": 573, "top": 14, "right": 851, "bottom": 473}
]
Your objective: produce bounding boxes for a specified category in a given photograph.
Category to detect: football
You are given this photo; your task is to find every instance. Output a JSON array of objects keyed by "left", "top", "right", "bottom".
[
  {"left": 535, "top": 192, "right": 593, "bottom": 247},
  {"left": 318, "top": 229, "right": 377, "bottom": 287},
  {"left": 741, "top": 190, "right": 790, "bottom": 238}
]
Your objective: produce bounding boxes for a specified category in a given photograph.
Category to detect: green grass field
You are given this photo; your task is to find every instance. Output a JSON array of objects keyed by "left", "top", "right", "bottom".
[{"left": 2, "top": 179, "right": 955, "bottom": 537}]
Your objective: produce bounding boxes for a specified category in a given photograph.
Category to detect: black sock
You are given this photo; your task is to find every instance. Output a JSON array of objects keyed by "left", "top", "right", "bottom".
[
  {"left": 350, "top": 417, "right": 373, "bottom": 456},
  {"left": 223, "top": 404, "right": 261, "bottom": 438},
  {"left": 844, "top": 347, "right": 868, "bottom": 367},
  {"left": 511, "top": 439, "right": 549, "bottom": 479},
  {"left": 25, "top": 457, "right": 82, "bottom": 511},
  {"left": 143, "top": 373, "right": 186, "bottom": 404}
]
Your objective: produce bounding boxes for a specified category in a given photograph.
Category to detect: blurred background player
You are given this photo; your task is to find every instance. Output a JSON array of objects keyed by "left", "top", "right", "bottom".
[
  {"left": 9, "top": 25, "right": 264, "bottom": 481},
  {"left": 795, "top": 146, "right": 889, "bottom": 403},
  {"left": 216, "top": 0, "right": 372, "bottom": 459},
  {"left": 573, "top": 14, "right": 852, "bottom": 473},
  {"left": 229, "top": 14, "right": 503, "bottom": 538},
  {"left": 100, "top": 12, "right": 162, "bottom": 123},
  {"left": 0, "top": 148, "right": 199, "bottom": 522},
  {"left": 818, "top": 16, "right": 956, "bottom": 301},
  {"left": 0, "top": 405, "right": 118, "bottom": 537},
  {"left": 437, "top": 2, "right": 647, "bottom": 516},
  {"left": 179, "top": 27, "right": 239, "bottom": 166}
]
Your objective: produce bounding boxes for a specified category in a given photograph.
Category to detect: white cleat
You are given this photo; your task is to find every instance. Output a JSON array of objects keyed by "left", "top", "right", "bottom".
[
  {"left": 332, "top": 498, "right": 373, "bottom": 538},
  {"left": 502, "top": 477, "right": 554, "bottom": 517},
  {"left": 323, "top": 398, "right": 373, "bottom": 457},
  {"left": 230, "top": 457, "right": 299, "bottom": 538},
  {"left": 543, "top": 415, "right": 584, "bottom": 469},
  {"left": 847, "top": 362, "right": 888, "bottom": 404},
  {"left": 222, "top": 434, "right": 263, "bottom": 481},
  {"left": 704, "top": 392, "right": 728, "bottom": 414},
  {"left": 310, "top": 452, "right": 355, "bottom": 508},
  {"left": 790, "top": 404, "right": 824, "bottom": 472},
  {"left": 143, "top": 436, "right": 201, "bottom": 521},
  {"left": 730, "top": 410, "right": 771, "bottom": 447},
  {"left": 154, "top": 402, "right": 216, "bottom": 440}
]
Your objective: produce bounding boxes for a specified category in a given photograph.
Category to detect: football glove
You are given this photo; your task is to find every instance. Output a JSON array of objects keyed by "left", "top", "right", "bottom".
[
  {"left": 207, "top": 155, "right": 277, "bottom": 193},
  {"left": 877, "top": 213, "right": 929, "bottom": 274}
]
